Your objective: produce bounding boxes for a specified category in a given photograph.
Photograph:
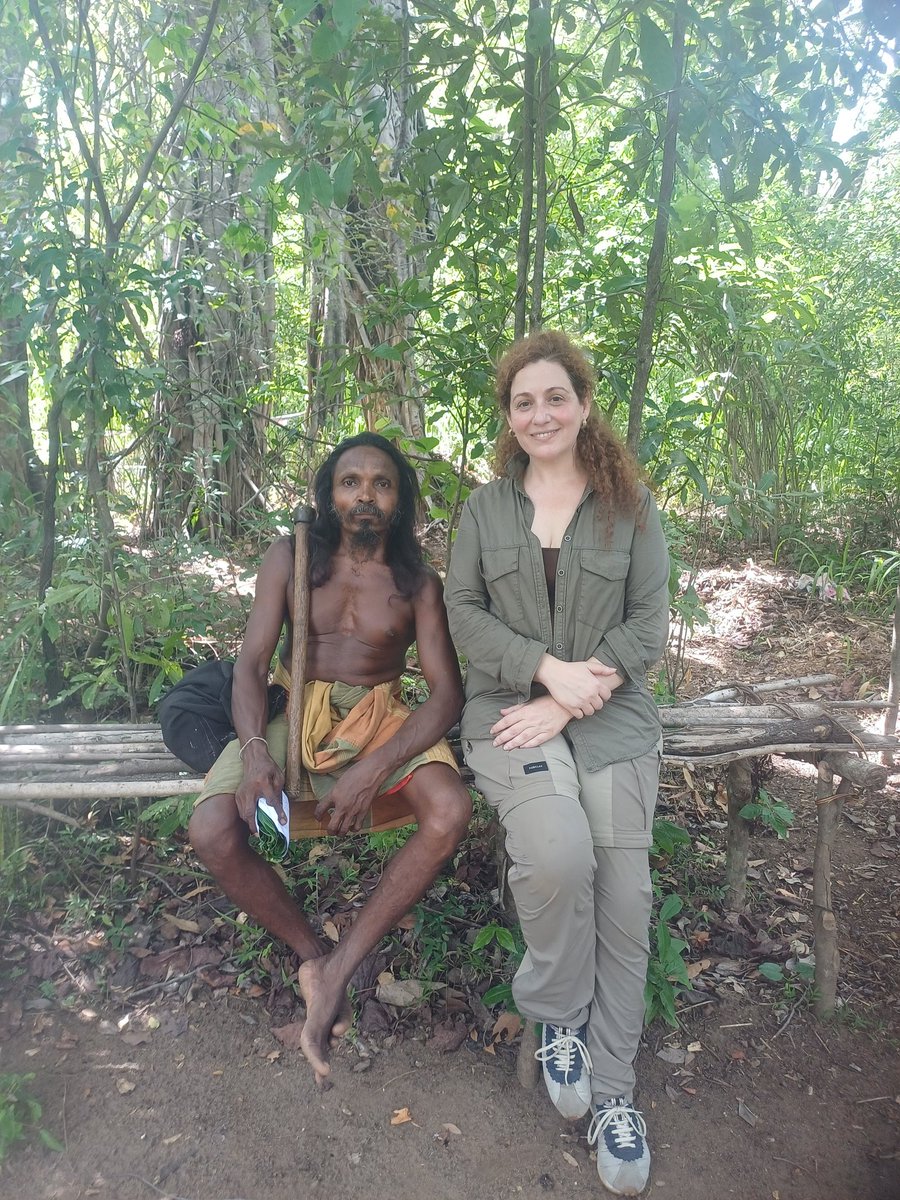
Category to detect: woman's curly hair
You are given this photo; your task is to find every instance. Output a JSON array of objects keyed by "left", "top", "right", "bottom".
[{"left": 493, "top": 330, "right": 642, "bottom": 515}]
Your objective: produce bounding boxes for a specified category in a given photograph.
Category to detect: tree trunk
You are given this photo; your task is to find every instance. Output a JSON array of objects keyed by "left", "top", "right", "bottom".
[
  {"left": 513, "top": 0, "right": 538, "bottom": 340},
  {"left": 149, "top": 1, "right": 277, "bottom": 541},
  {"left": 312, "top": 0, "right": 427, "bottom": 440},
  {"left": 626, "top": 13, "right": 685, "bottom": 457},
  {"left": 529, "top": 27, "right": 551, "bottom": 332},
  {"left": 0, "top": 39, "right": 45, "bottom": 517}
]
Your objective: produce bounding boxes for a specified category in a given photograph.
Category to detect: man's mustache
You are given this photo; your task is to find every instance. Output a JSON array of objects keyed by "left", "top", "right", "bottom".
[{"left": 348, "top": 502, "right": 382, "bottom": 518}]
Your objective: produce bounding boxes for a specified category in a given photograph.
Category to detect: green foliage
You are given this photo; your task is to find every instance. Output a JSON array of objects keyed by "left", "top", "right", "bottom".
[
  {"left": 0, "top": 533, "right": 246, "bottom": 721},
  {"left": 482, "top": 982, "right": 516, "bottom": 1009},
  {"left": 758, "top": 958, "right": 816, "bottom": 1006},
  {"left": 739, "top": 787, "right": 794, "bottom": 839},
  {"left": 1, "top": 0, "right": 897, "bottom": 721},
  {"left": 645, "top": 819, "right": 694, "bottom": 1026},
  {"left": 775, "top": 539, "right": 900, "bottom": 616},
  {"left": 471, "top": 921, "right": 520, "bottom": 955},
  {"left": 651, "top": 818, "right": 692, "bottom": 860},
  {"left": 0, "top": 1073, "right": 63, "bottom": 1162},
  {"left": 645, "top": 890, "right": 692, "bottom": 1027},
  {"left": 139, "top": 795, "right": 197, "bottom": 841}
]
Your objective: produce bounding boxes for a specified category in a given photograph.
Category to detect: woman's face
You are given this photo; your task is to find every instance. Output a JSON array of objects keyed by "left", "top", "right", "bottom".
[{"left": 506, "top": 359, "right": 589, "bottom": 464}]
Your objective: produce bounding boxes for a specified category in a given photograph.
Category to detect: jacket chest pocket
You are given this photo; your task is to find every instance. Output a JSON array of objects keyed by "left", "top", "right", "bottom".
[
  {"left": 481, "top": 547, "right": 526, "bottom": 628},
  {"left": 576, "top": 550, "right": 630, "bottom": 632}
]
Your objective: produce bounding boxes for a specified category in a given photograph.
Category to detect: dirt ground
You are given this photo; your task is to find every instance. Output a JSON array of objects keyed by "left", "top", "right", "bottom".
[{"left": 2, "top": 559, "right": 899, "bottom": 1200}]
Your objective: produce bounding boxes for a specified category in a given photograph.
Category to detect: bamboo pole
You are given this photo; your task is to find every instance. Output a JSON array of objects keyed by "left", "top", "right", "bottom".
[{"left": 285, "top": 504, "right": 315, "bottom": 800}]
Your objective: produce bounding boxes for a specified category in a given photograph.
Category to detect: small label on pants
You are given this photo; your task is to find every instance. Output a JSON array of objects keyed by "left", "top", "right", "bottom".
[{"left": 523, "top": 761, "right": 549, "bottom": 775}]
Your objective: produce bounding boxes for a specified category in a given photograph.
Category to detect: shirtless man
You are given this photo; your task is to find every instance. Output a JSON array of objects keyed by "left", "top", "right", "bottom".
[{"left": 188, "top": 433, "right": 472, "bottom": 1083}]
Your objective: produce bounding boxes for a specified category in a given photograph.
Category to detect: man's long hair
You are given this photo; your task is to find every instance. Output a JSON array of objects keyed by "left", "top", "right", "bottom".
[{"left": 308, "top": 432, "right": 426, "bottom": 598}]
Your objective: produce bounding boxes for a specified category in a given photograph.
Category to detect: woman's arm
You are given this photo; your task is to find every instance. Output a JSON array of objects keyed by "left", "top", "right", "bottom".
[
  {"left": 444, "top": 500, "right": 547, "bottom": 694},
  {"left": 589, "top": 489, "right": 670, "bottom": 682},
  {"left": 447, "top": 497, "right": 619, "bottom": 720}
]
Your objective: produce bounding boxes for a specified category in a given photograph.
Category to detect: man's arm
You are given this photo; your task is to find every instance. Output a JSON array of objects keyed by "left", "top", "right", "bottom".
[
  {"left": 231, "top": 537, "right": 292, "bottom": 832},
  {"left": 318, "top": 570, "right": 464, "bottom": 835}
]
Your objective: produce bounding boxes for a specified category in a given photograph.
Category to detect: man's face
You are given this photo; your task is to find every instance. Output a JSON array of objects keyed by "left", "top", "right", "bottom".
[{"left": 330, "top": 446, "right": 401, "bottom": 550}]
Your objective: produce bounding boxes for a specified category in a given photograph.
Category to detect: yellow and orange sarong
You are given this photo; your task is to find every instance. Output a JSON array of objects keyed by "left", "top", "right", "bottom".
[{"left": 195, "top": 665, "right": 459, "bottom": 840}]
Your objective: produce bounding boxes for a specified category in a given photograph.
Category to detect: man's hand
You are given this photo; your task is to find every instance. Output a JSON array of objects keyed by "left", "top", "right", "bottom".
[
  {"left": 235, "top": 744, "right": 286, "bottom": 835},
  {"left": 314, "top": 761, "right": 381, "bottom": 835},
  {"left": 535, "top": 656, "right": 618, "bottom": 718},
  {"left": 491, "top": 695, "right": 572, "bottom": 750}
]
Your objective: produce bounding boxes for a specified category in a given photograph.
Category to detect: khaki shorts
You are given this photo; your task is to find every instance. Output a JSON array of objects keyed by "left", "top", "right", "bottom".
[{"left": 195, "top": 712, "right": 459, "bottom": 840}]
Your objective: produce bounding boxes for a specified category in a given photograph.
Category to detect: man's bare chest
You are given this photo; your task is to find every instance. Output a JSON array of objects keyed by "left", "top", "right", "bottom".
[{"left": 308, "top": 570, "right": 414, "bottom": 646}]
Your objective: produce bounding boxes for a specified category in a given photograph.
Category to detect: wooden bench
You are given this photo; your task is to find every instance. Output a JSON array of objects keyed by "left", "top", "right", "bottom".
[{"left": 1, "top": 675, "right": 895, "bottom": 1028}]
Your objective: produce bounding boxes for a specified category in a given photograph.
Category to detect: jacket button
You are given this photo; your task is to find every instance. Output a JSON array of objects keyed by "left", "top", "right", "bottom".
[
  {"left": 557, "top": 569, "right": 564, "bottom": 576},
  {"left": 556, "top": 605, "right": 563, "bottom": 612},
  {"left": 555, "top": 642, "right": 563, "bottom": 650}
]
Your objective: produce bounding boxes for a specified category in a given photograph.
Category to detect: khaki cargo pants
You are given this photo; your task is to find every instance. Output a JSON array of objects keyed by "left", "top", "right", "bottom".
[{"left": 464, "top": 734, "right": 661, "bottom": 1101}]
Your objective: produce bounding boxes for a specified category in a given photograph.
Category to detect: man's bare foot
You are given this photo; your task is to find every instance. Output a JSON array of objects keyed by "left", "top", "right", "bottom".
[{"left": 297, "top": 957, "right": 350, "bottom": 1084}]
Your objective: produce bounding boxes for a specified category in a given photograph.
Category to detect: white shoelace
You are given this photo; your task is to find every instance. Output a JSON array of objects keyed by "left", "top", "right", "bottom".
[
  {"left": 534, "top": 1028, "right": 593, "bottom": 1082},
  {"left": 587, "top": 1100, "right": 648, "bottom": 1153}
]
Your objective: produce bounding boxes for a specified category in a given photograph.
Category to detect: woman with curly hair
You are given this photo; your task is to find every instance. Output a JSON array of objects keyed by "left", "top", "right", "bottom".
[{"left": 445, "top": 330, "right": 669, "bottom": 1197}]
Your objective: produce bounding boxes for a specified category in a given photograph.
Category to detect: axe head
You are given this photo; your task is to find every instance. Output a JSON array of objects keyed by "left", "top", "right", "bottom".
[{"left": 292, "top": 504, "right": 316, "bottom": 525}]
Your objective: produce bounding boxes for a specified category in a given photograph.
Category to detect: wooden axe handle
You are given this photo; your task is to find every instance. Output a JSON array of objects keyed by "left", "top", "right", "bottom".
[{"left": 285, "top": 504, "right": 316, "bottom": 800}]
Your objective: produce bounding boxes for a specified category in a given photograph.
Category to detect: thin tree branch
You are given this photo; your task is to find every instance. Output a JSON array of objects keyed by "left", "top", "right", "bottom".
[
  {"left": 29, "top": 0, "right": 116, "bottom": 235},
  {"left": 114, "top": 0, "right": 223, "bottom": 239},
  {"left": 0, "top": 797, "right": 83, "bottom": 828}
]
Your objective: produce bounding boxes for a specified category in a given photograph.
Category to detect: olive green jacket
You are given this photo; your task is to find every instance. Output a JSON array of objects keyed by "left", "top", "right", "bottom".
[{"left": 444, "top": 467, "right": 669, "bottom": 771}]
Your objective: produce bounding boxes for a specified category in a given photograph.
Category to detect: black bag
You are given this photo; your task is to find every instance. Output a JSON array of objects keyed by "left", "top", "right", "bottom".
[{"left": 158, "top": 660, "right": 286, "bottom": 773}]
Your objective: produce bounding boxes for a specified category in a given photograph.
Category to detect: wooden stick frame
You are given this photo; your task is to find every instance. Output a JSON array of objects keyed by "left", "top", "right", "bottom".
[{"left": 285, "top": 504, "right": 316, "bottom": 800}]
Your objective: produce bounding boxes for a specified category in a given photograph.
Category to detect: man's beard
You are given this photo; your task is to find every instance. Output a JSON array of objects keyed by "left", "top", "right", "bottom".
[
  {"left": 330, "top": 500, "right": 400, "bottom": 557},
  {"left": 348, "top": 524, "right": 381, "bottom": 554}
]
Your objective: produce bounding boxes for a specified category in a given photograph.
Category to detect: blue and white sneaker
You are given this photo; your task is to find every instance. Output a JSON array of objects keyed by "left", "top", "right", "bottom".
[
  {"left": 534, "top": 1022, "right": 593, "bottom": 1119},
  {"left": 587, "top": 1096, "right": 650, "bottom": 1196}
]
